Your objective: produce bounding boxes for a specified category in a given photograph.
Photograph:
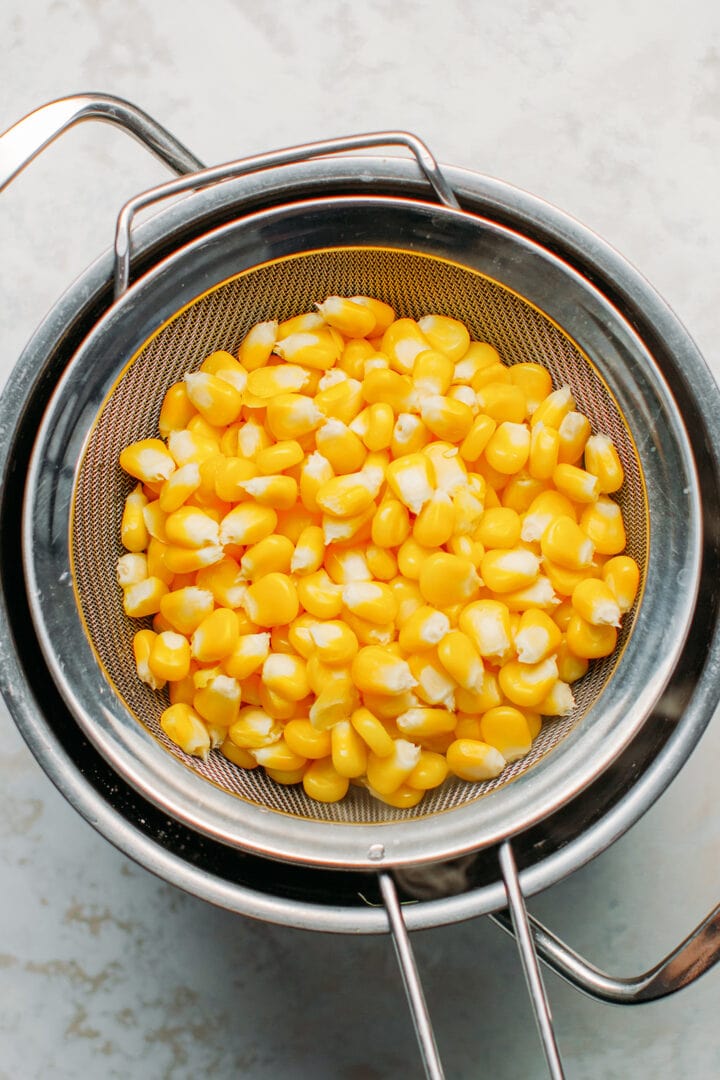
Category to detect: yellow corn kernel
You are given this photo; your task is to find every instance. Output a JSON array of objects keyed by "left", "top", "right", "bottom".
[
  {"left": 387, "top": 413, "right": 428, "bottom": 458},
  {"left": 473, "top": 455, "right": 509, "bottom": 492},
  {"left": 419, "top": 395, "right": 473, "bottom": 443},
  {"left": 158, "top": 462, "right": 202, "bottom": 514},
  {"left": 193, "top": 556, "right": 243, "bottom": 609},
  {"left": 566, "top": 612, "right": 618, "bottom": 659},
  {"left": 200, "top": 349, "right": 248, "bottom": 390},
  {"left": 210, "top": 456, "right": 255, "bottom": 503},
  {"left": 308, "top": 678, "right": 360, "bottom": 730},
  {"left": 186, "top": 414, "right": 223, "bottom": 445},
  {"left": 237, "top": 320, "right": 278, "bottom": 371},
  {"left": 314, "top": 295, "right": 376, "bottom": 338},
  {"left": 555, "top": 636, "right": 589, "bottom": 682},
  {"left": 222, "top": 632, "right": 271, "bottom": 680},
  {"left": 132, "top": 628, "right": 163, "bottom": 690},
  {"left": 165, "top": 506, "right": 220, "bottom": 549},
  {"left": 481, "top": 547, "right": 540, "bottom": 593},
  {"left": 368, "top": 501, "right": 408, "bottom": 551},
  {"left": 458, "top": 599, "right": 512, "bottom": 662},
  {"left": 381, "top": 318, "right": 430, "bottom": 374},
  {"left": 244, "top": 573, "right": 299, "bottom": 628},
  {"left": 476, "top": 382, "right": 527, "bottom": 425},
  {"left": 412, "top": 349, "right": 455, "bottom": 395},
  {"left": 194, "top": 674, "right": 241, "bottom": 727},
  {"left": 520, "top": 490, "right": 577, "bottom": 543},
  {"left": 285, "top": 525, "right": 321, "bottom": 576},
  {"left": 360, "top": 545, "right": 395, "bottom": 583},
  {"left": 297, "top": 451, "right": 332, "bottom": 513},
  {"left": 531, "top": 384, "right": 575, "bottom": 428},
  {"left": 484, "top": 422, "right": 531, "bottom": 475},
  {"left": 572, "top": 578, "right": 621, "bottom": 627},
  {"left": 476, "top": 507, "right": 521, "bottom": 550},
  {"left": 159, "top": 585, "right": 214, "bottom": 635},
  {"left": 163, "top": 544, "right": 224, "bottom": 574},
  {"left": 417, "top": 315, "right": 471, "bottom": 363},
  {"left": 246, "top": 364, "right": 309, "bottom": 399},
  {"left": 584, "top": 434, "right": 625, "bottom": 494},
  {"left": 123, "top": 576, "right": 168, "bottom": 619},
  {"left": 602, "top": 555, "right": 640, "bottom": 613},
  {"left": 238, "top": 536, "right": 293, "bottom": 584},
  {"left": 446, "top": 739, "right": 506, "bottom": 781},
  {"left": 314, "top": 378, "right": 364, "bottom": 427},
  {"left": 219, "top": 424, "right": 240, "bottom": 458},
  {"left": 451, "top": 342, "right": 499, "bottom": 384},
  {"left": 121, "top": 441, "right": 176, "bottom": 491},
  {"left": 396, "top": 707, "right": 456, "bottom": 738},
  {"left": 305, "top": 621, "right": 358, "bottom": 666},
  {"left": 498, "top": 472, "right": 546, "bottom": 515},
  {"left": 447, "top": 536, "right": 484, "bottom": 571},
  {"left": 344, "top": 296, "right": 393, "bottom": 335},
  {"left": 306, "top": 655, "right": 353, "bottom": 695},
  {"left": 191, "top": 608, "right": 239, "bottom": 663},
  {"left": 458, "top": 414, "right": 496, "bottom": 463},
  {"left": 384, "top": 454, "right": 433, "bottom": 515},
  {"left": 540, "top": 515, "right": 595, "bottom": 570},
  {"left": 302, "top": 757, "right": 350, "bottom": 802},
  {"left": 348, "top": 707, "right": 392, "bottom": 758},
  {"left": 324, "top": 546, "right": 371, "bottom": 585},
  {"left": 254, "top": 441, "right": 302, "bottom": 477},
  {"left": 508, "top": 363, "right": 553, "bottom": 415},
  {"left": 342, "top": 580, "right": 398, "bottom": 626},
  {"left": 148, "top": 631, "right": 191, "bottom": 683},
  {"left": 328, "top": 720, "right": 367, "bottom": 778},
  {"left": 498, "top": 656, "right": 559, "bottom": 707},
  {"left": 148, "top": 540, "right": 177, "bottom": 586},
  {"left": 406, "top": 750, "right": 449, "bottom": 790},
  {"left": 538, "top": 680, "right": 576, "bottom": 717},
  {"left": 219, "top": 503, "right": 277, "bottom": 546},
  {"left": 168, "top": 668, "right": 197, "bottom": 705},
  {"left": 579, "top": 497, "right": 627, "bottom": 555},
  {"left": 120, "top": 484, "right": 149, "bottom": 553},
  {"left": 296, "top": 570, "right": 344, "bottom": 619},
  {"left": 158, "top": 382, "right": 196, "bottom": 437},
  {"left": 229, "top": 707, "right": 282, "bottom": 749},
  {"left": 408, "top": 652, "right": 456, "bottom": 709},
  {"left": 236, "top": 474, "right": 298, "bottom": 511},
  {"left": 409, "top": 491, "right": 453, "bottom": 547},
  {"left": 314, "top": 419, "right": 366, "bottom": 475},
  {"left": 236, "top": 419, "right": 272, "bottom": 458},
  {"left": 418, "top": 553, "right": 481, "bottom": 607},
  {"left": 455, "top": 669, "right": 503, "bottom": 714},
  {"left": 503, "top": 575, "right": 559, "bottom": 613},
  {"left": 273, "top": 505, "right": 316, "bottom": 545},
  {"left": 350, "top": 402, "right": 395, "bottom": 453},
  {"left": 557, "top": 411, "right": 591, "bottom": 465},
  {"left": 183, "top": 372, "right": 243, "bottom": 427},
  {"left": 220, "top": 738, "right": 258, "bottom": 769},
  {"left": 339, "top": 610, "right": 392, "bottom": 647},
  {"left": 283, "top": 719, "right": 331, "bottom": 760},
  {"left": 116, "top": 552, "right": 148, "bottom": 589},
  {"left": 351, "top": 646, "right": 417, "bottom": 695},
  {"left": 274, "top": 329, "right": 340, "bottom": 370},
  {"left": 528, "top": 423, "right": 560, "bottom": 481},
  {"left": 336, "top": 340, "right": 374, "bottom": 379},
  {"left": 365, "top": 739, "right": 422, "bottom": 794},
  {"left": 322, "top": 502, "right": 375, "bottom": 546},
  {"left": 270, "top": 624, "right": 296, "bottom": 656},
  {"left": 365, "top": 782, "right": 424, "bottom": 808},
  {"left": 480, "top": 705, "right": 532, "bottom": 763},
  {"left": 472, "top": 362, "right": 512, "bottom": 389},
  {"left": 277, "top": 312, "right": 324, "bottom": 339},
  {"left": 453, "top": 713, "right": 483, "bottom": 740},
  {"left": 513, "top": 608, "right": 562, "bottom": 663},
  {"left": 142, "top": 500, "right": 169, "bottom": 543},
  {"left": 167, "top": 428, "right": 219, "bottom": 468},
  {"left": 265, "top": 393, "right": 324, "bottom": 441},
  {"left": 261, "top": 653, "right": 310, "bottom": 702},
  {"left": 553, "top": 463, "right": 600, "bottom": 504},
  {"left": 160, "top": 703, "right": 210, "bottom": 759},
  {"left": 362, "top": 368, "right": 415, "bottom": 412},
  {"left": 286, "top": 614, "right": 318, "bottom": 659},
  {"left": 313, "top": 472, "right": 376, "bottom": 519},
  {"left": 436, "top": 630, "right": 485, "bottom": 693},
  {"left": 398, "top": 606, "right": 450, "bottom": 653}
]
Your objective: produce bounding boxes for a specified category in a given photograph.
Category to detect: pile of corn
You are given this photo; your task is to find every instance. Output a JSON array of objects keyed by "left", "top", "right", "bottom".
[{"left": 116, "top": 295, "right": 639, "bottom": 807}]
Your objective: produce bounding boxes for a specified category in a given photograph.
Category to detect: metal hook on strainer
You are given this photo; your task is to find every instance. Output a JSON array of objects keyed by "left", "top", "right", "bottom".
[{"left": 2, "top": 95, "right": 719, "bottom": 1080}]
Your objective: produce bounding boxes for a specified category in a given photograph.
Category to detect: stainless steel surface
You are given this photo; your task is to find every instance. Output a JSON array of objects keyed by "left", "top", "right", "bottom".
[
  {"left": 491, "top": 901, "right": 720, "bottom": 1005},
  {"left": 0, "top": 93, "right": 204, "bottom": 191},
  {"left": 378, "top": 873, "right": 445, "bottom": 1080},
  {"left": 499, "top": 842, "right": 565, "bottom": 1079},
  {"left": 113, "top": 130, "right": 460, "bottom": 296}
]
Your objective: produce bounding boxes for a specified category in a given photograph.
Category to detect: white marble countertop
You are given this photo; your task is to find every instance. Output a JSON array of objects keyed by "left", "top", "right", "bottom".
[{"left": 1, "top": 2, "right": 719, "bottom": 1077}]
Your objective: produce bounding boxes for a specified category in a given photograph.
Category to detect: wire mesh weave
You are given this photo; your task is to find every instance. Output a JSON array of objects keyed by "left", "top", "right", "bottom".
[{"left": 71, "top": 247, "right": 645, "bottom": 825}]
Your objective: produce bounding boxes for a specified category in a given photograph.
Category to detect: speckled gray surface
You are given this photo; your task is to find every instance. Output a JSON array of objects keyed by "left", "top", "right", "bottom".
[{"left": 1, "top": 2, "right": 720, "bottom": 1077}]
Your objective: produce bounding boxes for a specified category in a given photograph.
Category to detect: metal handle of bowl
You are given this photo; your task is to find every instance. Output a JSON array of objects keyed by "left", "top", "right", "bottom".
[
  {"left": 112, "top": 130, "right": 461, "bottom": 298},
  {"left": 381, "top": 842, "right": 566, "bottom": 1080},
  {"left": 0, "top": 93, "right": 205, "bottom": 191}
]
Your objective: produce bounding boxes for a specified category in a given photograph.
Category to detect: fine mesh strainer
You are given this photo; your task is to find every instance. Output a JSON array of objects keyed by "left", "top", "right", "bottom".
[{"left": 4, "top": 97, "right": 710, "bottom": 1080}]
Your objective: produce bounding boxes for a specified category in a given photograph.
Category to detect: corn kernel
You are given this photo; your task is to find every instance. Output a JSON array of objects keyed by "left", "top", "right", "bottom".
[
  {"left": 480, "top": 705, "right": 532, "bottom": 763},
  {"left": 244, "top": 573, "right": 299, "bottom": 628},
  {"left": 484, "top": 422, "right": 531, "bottom": 475},
  {"left": 132, "top": 628, "right": 163, "bottom": 690},
  {"left": 476, "top": 508, "right": 521, "bottom": 550},
  {"left": 158, "top": 382, "right": 196, "bottom": 437},
  {"left": 508, "top": 363, "right": 553, "bottom": 414},
  {"left": 366, "top": 739, "right": 422, "bottom": 794},
  {"left": 158, "top": 462, "right": 201, "bottom": 514},
  {"left": 303, "top": 621, "right": 357, "bottom": 666},
  {"left": 229, "top": 707, "right": 282, "bottom": 749},
  {"left": 296, "top": 569, "right": 344, "bottom": 619},
  {"left": 552, "top": 463, "right": 600, "bottom": 504},
  {"left": 584, "top": 434, "right": 625, "bottom": 493},
  {"left": 220, "top": 738, "right": 258, "bottom": 769},
  {"left": 149, "top": 631, "right": 191, "bottom": 682},
  {"left": 327, "top": 721, "right": 367, "bottom": 778},
  {"left": 210, "top": 457, "right": 257, "bottom": 504},
  {"left": 273, "top": 329, "right": 340, "bottom": 370},
  {"left": 529, "top": 423, "right": 560, "bottom": 481},
  {"left": 199, "top": 350, "right": 248, "bottom": 392},
  {"left": 160, "top": 703, "right": 210, "bottom": 759},
  {"left": 531, "top": 384, "right": 574, "bottom": 428},
  {"left": 566, "top": 612, "right": 618, "bottom": 659},
  {"left": 348, "top": 707, "right": 392, "bottom": 757},
  {"left": 191, "top": 608, "right": 239, "bottom": 663},
  {"left": 557, "top": 411, "right": 591, "bottom": 465},
  {"left": 417, "top": 315, "right": 470, "bottom": 363},
  {"left": 481, "top": 547, "right": 540, "bottom": 593},
  {"left": 277, "top": 312, "right": 324, "bottom": 339},
  {"left": 419, "top": 553, "right": 481, "bottom": 607},
  {"left": 446, "top": 739, "right": 506, "bottom": 781},
  {"left": 120, "top": 484, "right": 150, "bottom": 552},
  {"left": 381, "top": 318, "right": 431, "bottom": 374},
  {"left": 116, "top": 552, "right": 148, "bottom": 588},
  {"left": 406, "top": 750, "right": 449, "bottom": 790},
  {"left": 220, "top": 632, "right": 270, "bottom": 680},
  {"left": 166, "top": 428, "right": 219, "bottom": 468},
  {"left": 538, "top": 680, "right": 576, "bottom": 717},
  {"left": 476, "top": 382, "right": 527, "bottom": 425},
  {"left": 498, "top": 656, "right": 559, "bottom": 707},
  {"left": 579, "top": 497, "right": 627, "bottom": 555},
  {"left": 219, "top": 503, "right": 277, "bottom": 547},
  {"left": 408, "top": 652, "right": 456, "bottom": 709},
  {"left": 308, "top": 678, "right": 360, "bottom": 730},
  {"left": 458, "top": 599, "right": 512, "bottom": 661},
  {"left": 571, "top": 577, "right": 622, "bottom": 627},
  {"left": 123, "top": 576, "right": 168, "bottom": 619},
  {"left": 259, "top": 652, "right": 309, "bottom": 702},
  {"left": 237, "top": 320, "right": 278, "bottom": 370},
  {"left": 436, "top": 630, "right": 485, "bottom": 692},
  {"left": 159, "top": 586, "right": 214, "bottom": 635},
  {"left": 521, "top": 490, "right": 577, "bottom": 543},
  {"left": 397, "top": 606, "right": 450, "bottom": 653},
  {"left": 194, "top": 674, "right": 241, "bottom": 727},
  {"left": 513, "top": 608, "right": 562, "bottom": 663},
  {"left": 540, "top": 515, "right": 595, "bottom": 570},
  {"left": 183, "top": 372, "right": 242, "bottom": 428},
  {"left": 396, "top": 707, "right": 456, "bottom": 738},
  {"left": 302, "top": 757, "right": 350, "bottom": 802},
  {"left": 409, "top": 490, "right": 453, "bottom": 547},
  {"left": 555, "top": 636, "right": 589, "bottom": 682},
  {"left": 120, "top": 438, "right": 176, "bottom": 486},
  {"left": 412, "top": 349, "right": 454, "bottom": 396},
  {"left": 265, "top": 393, "right": 323, "bottom": 441},
  {"left": 362, "top": 368, "right": 415, "bottom": 412},
  {"left": 503, "top": 575, "right": 559, "bottom": 613},
  {"left": 455, "top": 669, "right": 503, "bottom": 714},
  {"left": 459, "top": 414, "right": 497, "bottom": 463},
  {"left": 420, "top": 395, "right": 473, "bottom": 442},
  {"left": 283, "top": 719, "right": 332, "bottom": 760},
  {"left": 351, "top": 647, "right": 416, "bottom": 695},
  {"left": 602, "top": 555, "right": 640, "bottom": 613},
  {"left": 165, "top": 506, "right": 220, "bottom": 549},
  {"left": 314, "top": 419, "right": 366, "bottom": 475}
]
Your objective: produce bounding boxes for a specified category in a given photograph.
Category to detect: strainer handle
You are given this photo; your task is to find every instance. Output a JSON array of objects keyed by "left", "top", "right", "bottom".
[
  {"left": 112, "top": 130, "right": 461, "bottom": 298},
  {"left": 490, "top": 900, "right": 720, "bottom": 1004},
  {"left": 0, "top": 93, "right": 204, "bottom": 191}
]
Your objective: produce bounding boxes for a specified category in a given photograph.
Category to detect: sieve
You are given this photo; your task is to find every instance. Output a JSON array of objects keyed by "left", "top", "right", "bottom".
[{"left": 2, "top": 95, "right": 719, "bottom": 1080}]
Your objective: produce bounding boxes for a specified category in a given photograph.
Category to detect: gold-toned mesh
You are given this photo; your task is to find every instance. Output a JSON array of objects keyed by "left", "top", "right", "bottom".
[{"left": 72, "top": 248, "right": 646, "bottom": 825}]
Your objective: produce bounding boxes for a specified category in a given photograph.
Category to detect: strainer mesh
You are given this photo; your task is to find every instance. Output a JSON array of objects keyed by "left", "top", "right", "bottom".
[{"left": 72, "top": 248, "right": 645, "bottom": 825}]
